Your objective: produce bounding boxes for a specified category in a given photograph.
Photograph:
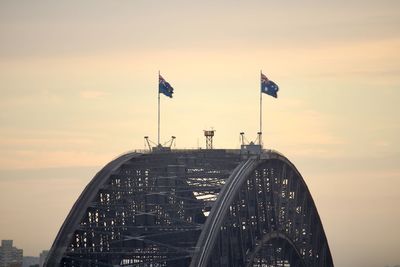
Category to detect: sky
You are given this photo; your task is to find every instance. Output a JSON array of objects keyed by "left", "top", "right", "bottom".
[{"left": 0, "top": 1, "right": 399, "bottom": 266}]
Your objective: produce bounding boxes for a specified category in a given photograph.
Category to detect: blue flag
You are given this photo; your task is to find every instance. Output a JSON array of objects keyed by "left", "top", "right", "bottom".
[
  {"left": 159, "top": 74, "right": 174, "bottom": 98},
  {"left": 261, "top": 73, "right": 279, "bottom": 98}
]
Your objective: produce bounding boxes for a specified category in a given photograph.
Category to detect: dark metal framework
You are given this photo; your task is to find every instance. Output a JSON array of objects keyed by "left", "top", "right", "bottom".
[
  {"left": 46, "top": 149, "right": 334, "bottom": 267},
  {"left": 204, "top": 130, "right": 215, "bottom": 149}
]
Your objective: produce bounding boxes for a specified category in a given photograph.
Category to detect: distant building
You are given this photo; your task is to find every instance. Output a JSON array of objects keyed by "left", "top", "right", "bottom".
[
  {"left": 38, "top": 251, "right": 48, "bottom": 267},
  {"left": 0, "top": 240, "right": 23, "bottom": 267},
  {"left": 22, "top": 256, "right": 38, "bottom": 267}
]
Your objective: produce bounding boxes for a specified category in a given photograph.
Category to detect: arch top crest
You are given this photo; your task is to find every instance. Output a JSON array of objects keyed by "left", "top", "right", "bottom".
[{"left": 46, "top": 149, "right": 334, "bottom": 267}]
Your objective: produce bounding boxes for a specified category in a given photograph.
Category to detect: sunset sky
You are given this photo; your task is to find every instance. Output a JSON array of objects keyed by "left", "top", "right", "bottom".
[{"left": 0, "top": 1, "right": 399, "bottom": 266}]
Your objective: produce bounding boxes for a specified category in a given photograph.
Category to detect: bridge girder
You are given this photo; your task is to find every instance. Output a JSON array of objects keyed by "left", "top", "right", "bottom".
[{"left": 45, "top": 150, "right": 334, "bottom": 267}]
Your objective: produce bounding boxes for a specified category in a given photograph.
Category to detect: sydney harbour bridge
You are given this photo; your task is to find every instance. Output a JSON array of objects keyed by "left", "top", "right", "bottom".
[{"left": 45, "top": 146, "right": 334, "bottom": 267}]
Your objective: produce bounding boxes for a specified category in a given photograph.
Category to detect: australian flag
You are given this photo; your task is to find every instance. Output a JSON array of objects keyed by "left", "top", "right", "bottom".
[
  {"left": 261, "top": 73, "right": 279, "bottom": 98},
  {"left": 159, "top": 74, "right": 174, "bottom": 98}
]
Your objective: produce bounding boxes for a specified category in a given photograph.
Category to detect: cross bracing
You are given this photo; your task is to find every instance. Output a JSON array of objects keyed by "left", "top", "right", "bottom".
[{"left": 46, "top": 149, "right": 333, "bottom": 267}]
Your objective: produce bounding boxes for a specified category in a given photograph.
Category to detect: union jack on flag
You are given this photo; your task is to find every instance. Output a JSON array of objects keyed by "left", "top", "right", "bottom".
[
  {"left": 261, "top": 73, "right": 279, "bottom": 98},
  {"left": 159, "top": 74, "right": 174, "bottom": 98}
]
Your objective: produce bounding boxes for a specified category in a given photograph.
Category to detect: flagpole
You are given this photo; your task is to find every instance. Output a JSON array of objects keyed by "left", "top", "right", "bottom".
[
  {"left": 158, "top": 71, "right": 161, "bottom": 146},
  {"left": 259, "top": 70, "right": 263, "bottom": 147}
]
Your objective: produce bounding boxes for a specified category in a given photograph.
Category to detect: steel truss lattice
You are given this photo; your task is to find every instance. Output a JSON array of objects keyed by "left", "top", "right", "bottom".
[{"left": 46, "top": 149, "right": 334, "bottom": 267}]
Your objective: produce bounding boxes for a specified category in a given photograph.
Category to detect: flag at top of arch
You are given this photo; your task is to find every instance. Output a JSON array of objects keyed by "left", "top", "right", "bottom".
[
  {"left": 159, "top": 74, "right": 174, "bottom": 98},
  {"left": 261, "top": 72, "right": 279, "bottom": 98}
]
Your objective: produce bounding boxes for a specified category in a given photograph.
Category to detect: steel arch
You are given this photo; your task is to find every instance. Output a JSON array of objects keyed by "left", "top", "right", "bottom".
[
  {"left": 46, "top": 152, "right": 141, "bottom": 266},
  {"left": 191, "top": 152, "right": 334, "bottom": 267},
  {"left": 45, "top": 150, "right": 334, "bottom": 267}
]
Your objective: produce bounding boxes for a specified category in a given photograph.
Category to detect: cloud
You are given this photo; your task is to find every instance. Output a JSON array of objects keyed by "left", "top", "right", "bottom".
[
  {"left": 264, "top": 98, "right": 346, "bottom": 158},
  {"left": 0, "top": 149, "right": 113, "bottom": 170},
  {"left": 79, "top": 90, "right": 108, "bottom": 99}
]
